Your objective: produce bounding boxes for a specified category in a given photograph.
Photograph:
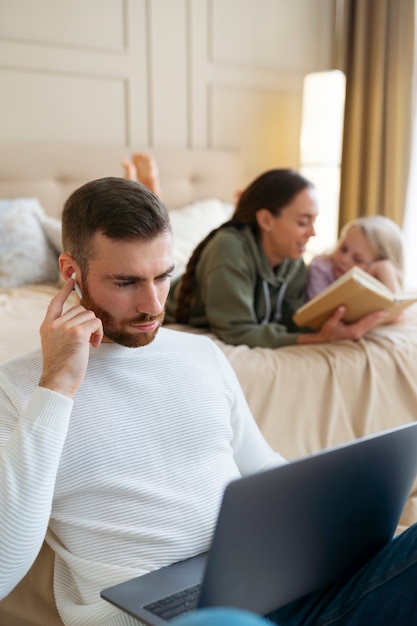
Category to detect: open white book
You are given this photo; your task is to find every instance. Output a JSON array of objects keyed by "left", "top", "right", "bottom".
[{"left": 293, "top": 266, "right": 417, "bottom": 331}]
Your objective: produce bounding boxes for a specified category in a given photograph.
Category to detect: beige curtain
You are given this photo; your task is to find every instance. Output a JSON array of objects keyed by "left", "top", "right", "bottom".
[{"left": 336, "top": 0, "right": 415, "bottom": 228}]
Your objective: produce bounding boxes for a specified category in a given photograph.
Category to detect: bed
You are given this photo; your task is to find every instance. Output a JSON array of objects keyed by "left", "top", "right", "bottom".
[{"left": 1, "top": 142, "right": 417, "bottom": 533}]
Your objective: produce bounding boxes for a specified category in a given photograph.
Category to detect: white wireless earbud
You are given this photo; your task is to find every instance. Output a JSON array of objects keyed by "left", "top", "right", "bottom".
[{"left": 71, "top": 272, "right": 83, "bottom": 298}]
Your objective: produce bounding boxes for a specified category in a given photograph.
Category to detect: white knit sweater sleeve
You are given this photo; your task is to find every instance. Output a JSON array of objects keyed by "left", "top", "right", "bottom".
[
  {"left": 0, "top": 385, "right": 73, "bottom": 598},
  {"left": 210, "top": 343, "right": 287, "bottom": 473}
]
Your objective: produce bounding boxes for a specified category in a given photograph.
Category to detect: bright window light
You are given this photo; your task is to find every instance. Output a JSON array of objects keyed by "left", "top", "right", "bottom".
[{"left": 299, "top": 70, "right": 346, "bottom": 261}]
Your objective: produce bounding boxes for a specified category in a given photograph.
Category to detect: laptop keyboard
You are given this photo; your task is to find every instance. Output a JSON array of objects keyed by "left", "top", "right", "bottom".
[{"left": 144, "top": 584, "right": 202, "bottom": 620}]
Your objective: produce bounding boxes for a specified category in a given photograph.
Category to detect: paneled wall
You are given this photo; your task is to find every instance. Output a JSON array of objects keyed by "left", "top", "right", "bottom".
[{"left": 0, "top": 0, "right": 336, "bottom": 182}]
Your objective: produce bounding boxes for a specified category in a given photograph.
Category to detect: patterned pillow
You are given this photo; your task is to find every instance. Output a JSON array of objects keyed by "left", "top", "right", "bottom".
[
  {"left": 0, "top": 198, "right": 60, "bottom": 288},
  {"left": 0, "top": 197, "right": 233, "bottom": 287}
]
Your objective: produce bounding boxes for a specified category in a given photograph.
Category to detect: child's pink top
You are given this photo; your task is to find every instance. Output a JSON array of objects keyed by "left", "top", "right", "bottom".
[{"left": 307, "top": 255, "right": 337, "bottom": 299}]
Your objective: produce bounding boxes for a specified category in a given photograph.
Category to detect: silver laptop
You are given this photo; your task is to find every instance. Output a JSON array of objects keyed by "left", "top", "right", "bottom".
[{"left": 101, "top": 422, "right": 417, "bottom": 624}]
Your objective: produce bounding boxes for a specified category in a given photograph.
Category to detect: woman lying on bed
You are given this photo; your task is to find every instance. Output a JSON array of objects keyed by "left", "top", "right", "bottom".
[{"left": 124, "top": 155, "right": 389, "bottom": 349}]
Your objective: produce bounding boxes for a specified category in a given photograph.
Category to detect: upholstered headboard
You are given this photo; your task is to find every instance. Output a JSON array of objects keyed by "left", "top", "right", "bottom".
[{"left": 0, "top": 143, "right": 244, "bottom": 218}]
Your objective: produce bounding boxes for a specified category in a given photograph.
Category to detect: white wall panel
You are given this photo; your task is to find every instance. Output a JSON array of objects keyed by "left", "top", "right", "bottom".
[
  {"left": 210, "top": 0, "right": 333, "bottom": 72},
  {"left": 147, "top": 0, "right": 188, "bottom": 146},
  {"left": 211, "top": 86, "right": 302, "bottom": 183},
  {"left": 0, "top": 0, "right": 126, "bottom": 51},
  {"left": 0, "top": 0, "right": 336, "bottom": 166},
  {"left": 0, "top": 0, "right": 149, "bottom": 145},
  {"left": 189, "top": 0, "right": 210, "bottom": 147},
  {"left": 0, "top": 38, "right": 134, "bottom": 76},
  {"left": 0, "top": 69, "right": 126, "bottom": 143},
  {"left": 122, "top": 0, "right": 149, "bottom": 145}
]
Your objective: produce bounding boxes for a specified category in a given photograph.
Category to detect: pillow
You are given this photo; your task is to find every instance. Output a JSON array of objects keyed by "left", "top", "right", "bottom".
[
  {"left": 38, "top": 197, "right": 233, "bottom": 275},
  {"left": 37, "top": 212, "right": 63, "bottom": 254},
  {"left": 0, "top": 197, "right": 232, "bottom": 288},
  {"left": 0, "top": 198, "right": 60, "bottom": 288},
  {"left": 169, "top": 198, "right": 233, "bottom": 276}
]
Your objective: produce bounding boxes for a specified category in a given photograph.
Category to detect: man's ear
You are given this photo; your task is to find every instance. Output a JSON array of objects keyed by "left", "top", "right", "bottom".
[
  {"left": 255, "top": 208, "right": 273, "bottom": 233},
  {"left": 59, "top": 253, "right": 80, "bottom": 282}
]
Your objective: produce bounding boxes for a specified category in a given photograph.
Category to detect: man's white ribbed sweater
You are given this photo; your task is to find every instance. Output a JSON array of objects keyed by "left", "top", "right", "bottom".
[{"left": 0, "top": 328, "right": 285, "bottom": 625}]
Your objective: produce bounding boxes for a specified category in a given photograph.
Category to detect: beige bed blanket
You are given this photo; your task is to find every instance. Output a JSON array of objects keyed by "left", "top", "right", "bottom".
[
  {"left": 1, "top": 285, "right": 417, "bottom": 529},
  {"left": 171, "top": 320, "right": 417, "bottom": 530}
]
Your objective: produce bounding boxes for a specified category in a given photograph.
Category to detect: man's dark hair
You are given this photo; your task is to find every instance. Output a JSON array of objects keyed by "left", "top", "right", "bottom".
[{"left": 62, "top": 177, "right": 171, "bottom": 272}]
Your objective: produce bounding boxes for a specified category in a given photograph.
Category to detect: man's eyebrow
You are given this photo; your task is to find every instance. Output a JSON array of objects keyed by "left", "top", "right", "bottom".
[{"left": 107, "top": 264, "right": 175, "bottom": 281}]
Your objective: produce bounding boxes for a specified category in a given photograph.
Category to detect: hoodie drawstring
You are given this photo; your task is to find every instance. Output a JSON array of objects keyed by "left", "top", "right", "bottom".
[
  {"left": 261, "top": 281, "right": 271, "bottom": 324},
  {"left": 273, "top": 281, "right": 288, "bottom": 322},
  {"left": 260, "top": 279, "right": 288, "bottom": 324}
]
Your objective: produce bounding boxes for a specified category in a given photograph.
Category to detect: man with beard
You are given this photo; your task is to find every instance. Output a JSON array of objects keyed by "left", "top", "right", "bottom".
[
  {"left": 1, "top": 177, "right": 417, "bottom": 626},
  {"left": 0, "top": 177, "right": 286, "bottom": 625}
]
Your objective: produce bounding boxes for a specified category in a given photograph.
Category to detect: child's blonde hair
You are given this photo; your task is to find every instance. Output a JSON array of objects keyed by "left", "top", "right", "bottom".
[{"left": 339, "top": 216, "right": 404, "bottom": 287}]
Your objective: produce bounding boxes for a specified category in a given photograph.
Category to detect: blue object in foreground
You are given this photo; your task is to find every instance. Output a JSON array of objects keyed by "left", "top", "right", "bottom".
[{"left": 172, "top": 608, "right": 269, "bottom": 626}]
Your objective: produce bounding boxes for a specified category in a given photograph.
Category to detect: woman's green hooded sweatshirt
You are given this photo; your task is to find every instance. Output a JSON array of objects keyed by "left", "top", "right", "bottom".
[{"left": 165, "top": 226, "right": 308, "bottom": 348}]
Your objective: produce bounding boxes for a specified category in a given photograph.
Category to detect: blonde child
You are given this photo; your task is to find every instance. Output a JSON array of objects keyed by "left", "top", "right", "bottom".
[{"left": 307, "top": 216, "right": 404, "bottom": 299}]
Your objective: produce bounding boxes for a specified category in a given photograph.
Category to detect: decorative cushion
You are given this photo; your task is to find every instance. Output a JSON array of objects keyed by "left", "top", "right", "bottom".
[
  {"left": 0, "top": 199, "right": 60, "bottom": 288},
  {"left": 169, "top": 198, "right": 233, "bottom": 274},
  {"left": 0, "top": 197, "right": 233, "bottom": 288},
  {"left": 37, "top": 212, "right": 63, "bottom": 254}
]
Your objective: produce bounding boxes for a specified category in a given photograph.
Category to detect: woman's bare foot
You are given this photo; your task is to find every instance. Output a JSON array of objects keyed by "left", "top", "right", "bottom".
[
  {"left": 132, "top": 153, "right": 162, "bottom": 198},
  {"left": 121, "top": 158, "right": 137, "bottom": 181}
]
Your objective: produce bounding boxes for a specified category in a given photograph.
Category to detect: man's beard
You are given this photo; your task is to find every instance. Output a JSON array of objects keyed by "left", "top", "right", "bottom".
[{"left": 81, "top": 289, "right": 164, "bottom": 348}]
